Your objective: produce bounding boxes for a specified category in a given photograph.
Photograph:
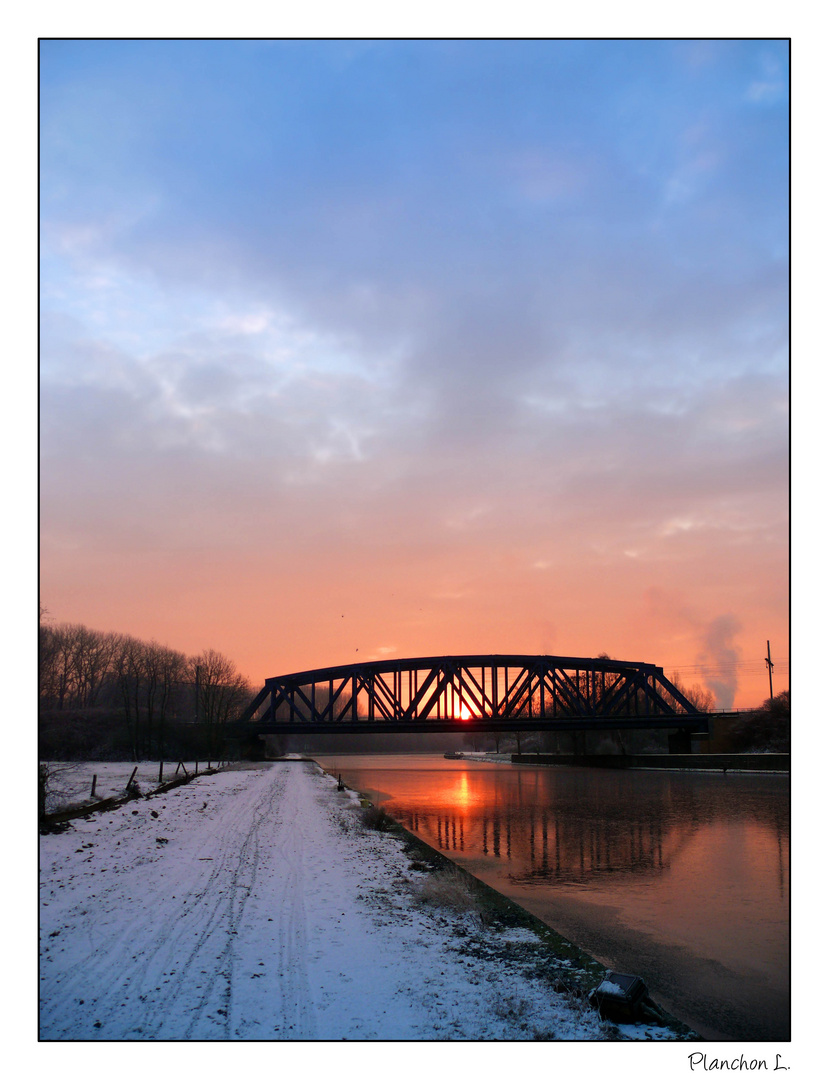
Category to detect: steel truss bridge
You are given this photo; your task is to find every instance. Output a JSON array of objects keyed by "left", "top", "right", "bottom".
[{"left": 235, "top": 654, "right": 707, "bottom": 736}]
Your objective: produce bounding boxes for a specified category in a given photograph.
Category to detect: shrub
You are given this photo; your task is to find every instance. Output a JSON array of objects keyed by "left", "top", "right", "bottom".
[
  {"left": 413, "top": 868, "right": 483, "bottom": 918},
  {"left": 729, "top": 691, "right": 790, "bottom": 752},
  {"left": 38, "top": 761, "right": 84, "bottom": 819}
]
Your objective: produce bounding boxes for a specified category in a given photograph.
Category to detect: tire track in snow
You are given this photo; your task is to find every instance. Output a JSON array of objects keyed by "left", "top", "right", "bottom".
[
  {"left": 245, "top": 763, "right": 317, "bottom": 1039},
  {"left": 169, "top": 764, "right": 287, "bottom": 1039}
]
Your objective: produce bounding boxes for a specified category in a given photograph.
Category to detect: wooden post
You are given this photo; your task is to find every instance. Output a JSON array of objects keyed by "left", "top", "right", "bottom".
[
  {"left": 159, "top": 761, "right": 164, "bottom": 784},
  {"left": 90, "top": 774, "right": 97, "bottom": 798},
  {"left": 195, "top": 761, "right": 199, "bottom": 775},
  {"left": 127, "top": 766, "right": 138, "bottom": 788}
]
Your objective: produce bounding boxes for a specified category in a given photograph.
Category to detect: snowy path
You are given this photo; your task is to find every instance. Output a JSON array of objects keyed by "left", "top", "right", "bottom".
[{"left": 40, "top": 762, "right": 611, "bottom": 1041}]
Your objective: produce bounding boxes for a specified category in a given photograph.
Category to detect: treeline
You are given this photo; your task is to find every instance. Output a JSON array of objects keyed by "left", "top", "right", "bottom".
[{"left": 39, "top": 616, "right": 253, "bottom": 761}]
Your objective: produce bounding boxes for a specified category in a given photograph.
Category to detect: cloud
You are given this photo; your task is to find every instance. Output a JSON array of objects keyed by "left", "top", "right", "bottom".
[
  {"left": 744, "top": 50, "right": 787, "bottom": 106},
  {"left": 38, "top": 41, "right": 789, "bottom": 703}
]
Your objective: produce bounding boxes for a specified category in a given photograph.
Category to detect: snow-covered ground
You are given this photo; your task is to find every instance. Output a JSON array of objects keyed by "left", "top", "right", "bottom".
[
  {"left": 39, "top": 761, "right": 682, "bottom": 1042},
  {"left": 41, "top": 760, "right": 218, "bottom": 814}
]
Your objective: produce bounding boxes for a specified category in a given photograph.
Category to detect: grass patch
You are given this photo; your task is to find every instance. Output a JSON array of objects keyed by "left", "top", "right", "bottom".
[
  {"left": 413, "top": 868, "right": 485, "bottom": 918},
  {"left": 360, "top": 803, "right": 398, "bottom": 832}
]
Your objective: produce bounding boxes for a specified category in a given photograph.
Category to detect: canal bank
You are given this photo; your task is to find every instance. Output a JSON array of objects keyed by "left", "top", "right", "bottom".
[
  {"left": 321, "top": 769, "right": 697, "bottom": 1040},
  {"left": 316, "top": 753, "right": 790, "bottom": 1042}
]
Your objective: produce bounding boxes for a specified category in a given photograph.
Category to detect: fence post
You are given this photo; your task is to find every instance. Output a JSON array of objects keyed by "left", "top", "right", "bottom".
[
  {"left": 127, "top": 766, "right": 138, "bottom": 789},
  {"left": 90, "top": 774, "right": 97, "bottom": 798},
  {"left": 159, "top": 761, "right": 164, "bottom": 784}
]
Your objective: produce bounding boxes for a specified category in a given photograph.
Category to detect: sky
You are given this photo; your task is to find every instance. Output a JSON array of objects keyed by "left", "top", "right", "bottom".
[{"left": 39, "top": 38, "right": 789, "bottom": 709}]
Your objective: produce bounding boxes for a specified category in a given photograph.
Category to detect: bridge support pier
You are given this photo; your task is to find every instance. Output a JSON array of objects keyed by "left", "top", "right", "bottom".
[{"left": 668, "top": 730, "right": 693, "bottom": 754}]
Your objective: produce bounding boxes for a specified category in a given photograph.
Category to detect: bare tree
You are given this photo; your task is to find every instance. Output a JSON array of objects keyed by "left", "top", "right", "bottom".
[
  {"left": 109, "top": 636, "right": 190, "bottom": 758},
  {"left": 155, "top": 644, "right": 188, "bottom": 755},
  {"left": 112, "top": 634, "right": 145, "bottom": 759},
  {"left": 190, "top": 649, "right": 252, "bottom": 755},
  {"left": 41, "top": 623, "right": 76, "bottom": 710},
  {"left": 670, "top": 672, "right": 716, "bottom": 712},
  {"left": 39, "top": 762, "right": 83, "bottom": 821},
  {"left": 39, "top": 620, "right": 121, "bottom": 711},
  {"left": 71, "top": 625, "right": 120, "bottom": 708},
  {"left": 39, "top": 616, "right": 62, "bottom": 709}
]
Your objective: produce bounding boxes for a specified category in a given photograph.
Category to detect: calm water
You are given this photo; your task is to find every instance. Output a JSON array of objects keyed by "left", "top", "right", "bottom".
[{"left": 316, "top": 754, "right": 789, "bottom": 1042}]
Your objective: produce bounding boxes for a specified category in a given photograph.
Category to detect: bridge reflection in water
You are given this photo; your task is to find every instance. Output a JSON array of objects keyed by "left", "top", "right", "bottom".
[
  {"left": 318, "top": 754, "right": 789, "bottom": 1042},
  {"left": 399, "top": 769, "right": 684, "bottom": 881}
]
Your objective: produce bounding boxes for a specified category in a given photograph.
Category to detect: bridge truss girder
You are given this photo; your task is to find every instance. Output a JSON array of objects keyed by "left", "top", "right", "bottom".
[{"left": 234, "top": 654, "right": 707, "bottom": 736}]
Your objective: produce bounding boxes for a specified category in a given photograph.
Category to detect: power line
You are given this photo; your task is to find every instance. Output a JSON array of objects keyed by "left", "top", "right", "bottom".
[
  {"left": 671, "top": 660, "right": 789, "bottom": 672},
  {"left": 670, "top": 661, "right": 789, "bottom": 679}
]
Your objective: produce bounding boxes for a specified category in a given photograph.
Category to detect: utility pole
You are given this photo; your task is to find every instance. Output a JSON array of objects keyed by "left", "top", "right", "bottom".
[{"left": 765, "top": 641, "right": 774, "bottom": 702}]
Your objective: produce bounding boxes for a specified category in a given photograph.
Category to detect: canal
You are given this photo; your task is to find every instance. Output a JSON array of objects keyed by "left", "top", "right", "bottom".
[{"left": 315, "top": 753, "right": 789, "bottom": 1042}]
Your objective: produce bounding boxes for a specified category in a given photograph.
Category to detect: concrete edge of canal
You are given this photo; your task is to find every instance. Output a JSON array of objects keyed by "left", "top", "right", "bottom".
[{"left": 511, "top": 753, "right": 789, "bottom": 771}]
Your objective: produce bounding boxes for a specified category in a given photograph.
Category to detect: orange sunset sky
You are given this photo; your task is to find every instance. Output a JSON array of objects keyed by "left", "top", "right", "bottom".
[{"left": 39, "top": 40, "right": 789, "bottom": 709}]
